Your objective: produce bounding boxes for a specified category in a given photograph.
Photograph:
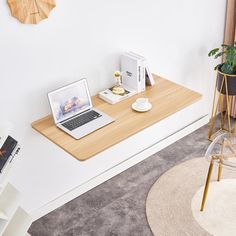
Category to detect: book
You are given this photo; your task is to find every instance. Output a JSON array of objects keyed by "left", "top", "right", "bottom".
[
  {"left": 0, "top": 136, "right": 18, "bottom": 173},
  {"left": 128, "top": 51, "right": 155, "bottom": 86},
  {"left": 121, "top": 52, "right": 145, "bottom": 93},
  {"left": 127, "top": 52, "right": 146, "bottom": 91},
  {"left": 99, "top": 85, "right": 137, "bottom": 104}
]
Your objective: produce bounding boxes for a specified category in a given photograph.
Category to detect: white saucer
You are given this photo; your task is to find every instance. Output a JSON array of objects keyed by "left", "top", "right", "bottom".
[{"left": 132, "top": 102, "right": 152, "bottom": 112}]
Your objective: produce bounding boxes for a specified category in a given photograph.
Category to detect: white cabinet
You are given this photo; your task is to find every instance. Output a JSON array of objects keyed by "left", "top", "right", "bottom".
[
  {"left": 0, "top": 137, "right": 32, "bottom": 236},
  {"left": 0, "top": 183, "right": 32, "bottom": 236},
  {"left": 3, "top": 206, "right": 32, "bottom": 236}
]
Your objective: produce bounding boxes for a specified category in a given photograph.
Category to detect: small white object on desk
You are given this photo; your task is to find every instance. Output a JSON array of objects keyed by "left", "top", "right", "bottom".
[
  {"left": 99, "top": 85, "right": 137, "bottom": 104},
  {"left": 132, "top": 98, "right": 152, "bottom": 112}
]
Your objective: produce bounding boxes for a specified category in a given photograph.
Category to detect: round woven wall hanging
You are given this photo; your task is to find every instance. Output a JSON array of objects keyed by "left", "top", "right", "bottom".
[{"left": 8, "top": 0, "right": 56, "bottom": 24}]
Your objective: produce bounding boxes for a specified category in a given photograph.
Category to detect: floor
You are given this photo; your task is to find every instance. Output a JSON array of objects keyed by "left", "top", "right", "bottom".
[{"left": 29, "top": 123, "right": 211, "bottom": 236}]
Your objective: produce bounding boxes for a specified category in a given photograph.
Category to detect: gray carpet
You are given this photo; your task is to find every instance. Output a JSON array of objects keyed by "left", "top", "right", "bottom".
[{"left": 29, "top": 123, "right": 211, "bottom": 236}]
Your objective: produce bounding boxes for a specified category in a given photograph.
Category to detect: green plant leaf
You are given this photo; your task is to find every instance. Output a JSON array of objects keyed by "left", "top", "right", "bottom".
[
  {"left": 209, "top": 41, "right": 236, "bottom": 74},
  {"left": 221, "top": 63, "right": 234, "bottom": 74},
  {"left": 214, "top": 51, "right": 225, "bottom": 58},
  {"left": 208, "top": 48, "right": 219, "bottom": 57}
]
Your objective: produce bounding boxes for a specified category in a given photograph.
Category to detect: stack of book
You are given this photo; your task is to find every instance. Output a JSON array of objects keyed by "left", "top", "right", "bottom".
[
  {"left": 121, "top": 51, "right": 155, "bottom": 92},
  {"left": 0, "top": 135, "right": 20, "bottom": 174},
  {"left": 99, "top": 52, "right": 155, "bottom": 104}
]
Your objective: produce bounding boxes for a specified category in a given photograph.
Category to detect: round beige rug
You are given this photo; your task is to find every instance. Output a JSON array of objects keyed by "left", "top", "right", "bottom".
[
  {"left": 146, "top": 158, "right": 236, "bottom": 236},
  {"left": 192, "top": 179, "right": 236, "bottom": 236}
]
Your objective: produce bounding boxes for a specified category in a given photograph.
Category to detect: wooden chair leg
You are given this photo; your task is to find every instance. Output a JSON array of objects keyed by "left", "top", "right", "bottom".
[{"left": 200, "top": 159, "right": 214, "bottom": 211}]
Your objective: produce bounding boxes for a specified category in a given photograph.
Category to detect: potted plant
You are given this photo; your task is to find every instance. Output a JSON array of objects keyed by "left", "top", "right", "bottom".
[{"left": 209, "top": 42, "right": 236, "bottom": 95}]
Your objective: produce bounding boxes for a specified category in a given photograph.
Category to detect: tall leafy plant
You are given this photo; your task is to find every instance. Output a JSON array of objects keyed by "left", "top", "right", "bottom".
[{"left": 208, "top": 42, "right": 236, "bottom": 74}]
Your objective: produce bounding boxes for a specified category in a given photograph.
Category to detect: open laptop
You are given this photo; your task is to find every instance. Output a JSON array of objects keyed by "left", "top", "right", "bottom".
[{"left": 48, "top": 79, "right": 114, "bottom": 140}]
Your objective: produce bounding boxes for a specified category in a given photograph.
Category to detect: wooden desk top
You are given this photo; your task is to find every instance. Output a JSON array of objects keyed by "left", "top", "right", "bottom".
[{"left": 32, "top": 75, "right": 202, "bottom": 161}]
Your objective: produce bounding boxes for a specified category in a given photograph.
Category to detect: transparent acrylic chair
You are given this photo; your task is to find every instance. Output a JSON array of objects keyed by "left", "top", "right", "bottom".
[{"left": 200, "top": 132, "right": 236, "bottom": 211}]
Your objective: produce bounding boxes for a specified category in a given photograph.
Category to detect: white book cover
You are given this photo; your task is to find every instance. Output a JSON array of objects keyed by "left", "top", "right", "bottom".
[
  {"left": 128, "top": 51, "right": 154, "bottom": 87},
  {"left": 121, "top": 53, "right": 143, "bottom": 92},
  {"left": 127, "top": 52, "right": 146, "bottom": 92}
]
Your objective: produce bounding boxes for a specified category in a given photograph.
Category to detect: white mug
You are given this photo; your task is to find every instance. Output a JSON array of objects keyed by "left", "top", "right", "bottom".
[{"left": 136, "top": 98, "right": 149, "bottom": 109}]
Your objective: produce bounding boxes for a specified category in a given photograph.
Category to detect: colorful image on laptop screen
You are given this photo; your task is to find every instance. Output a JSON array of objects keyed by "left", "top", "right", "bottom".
[{"left": 49, "top": 80, "right": 91, "bottom": 123}]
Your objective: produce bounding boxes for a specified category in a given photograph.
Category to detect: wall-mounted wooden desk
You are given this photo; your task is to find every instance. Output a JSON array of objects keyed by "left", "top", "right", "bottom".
[{"left": 32, "top": 75, "right": 202, "bottom": 161}]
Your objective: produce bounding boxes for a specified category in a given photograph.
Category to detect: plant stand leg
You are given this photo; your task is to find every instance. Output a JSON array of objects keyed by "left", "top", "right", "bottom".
[
  {"left": 208, "top": 74, "right": 225, "bottom": 140},
  {"left": 208, "top": 74, "right": 219, "bottom": 139},
  {"left": 219, "top": 85, "right": 224, "bottom": 129},
  {"left": 224, "top": 75, "right": 231, "bottom": 132}
]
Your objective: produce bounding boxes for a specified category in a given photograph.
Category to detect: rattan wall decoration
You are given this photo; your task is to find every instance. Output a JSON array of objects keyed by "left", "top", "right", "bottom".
[{"left": 7, "top": 0, "right": 56, "bottom": 24}]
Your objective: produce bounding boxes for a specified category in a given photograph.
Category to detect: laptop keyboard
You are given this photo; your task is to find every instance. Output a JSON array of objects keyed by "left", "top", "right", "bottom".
[{"left": 62, "top": 110, "right": 102, "bottom": 131}]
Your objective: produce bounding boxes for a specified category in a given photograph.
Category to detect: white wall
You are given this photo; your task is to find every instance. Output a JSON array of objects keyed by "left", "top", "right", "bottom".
[{"left": 0, "top": 0, "right": 226, "bottom": 126}]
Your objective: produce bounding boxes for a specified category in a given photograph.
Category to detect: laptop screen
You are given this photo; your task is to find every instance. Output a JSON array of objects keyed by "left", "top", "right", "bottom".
[{"left": 48, "top": 79, "right": 92, "bottom": 124}]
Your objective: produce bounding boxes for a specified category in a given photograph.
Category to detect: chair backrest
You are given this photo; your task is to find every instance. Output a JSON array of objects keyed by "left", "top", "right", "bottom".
[{"left": 205, "top": 132, "right": 236, "bottom": 169}]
